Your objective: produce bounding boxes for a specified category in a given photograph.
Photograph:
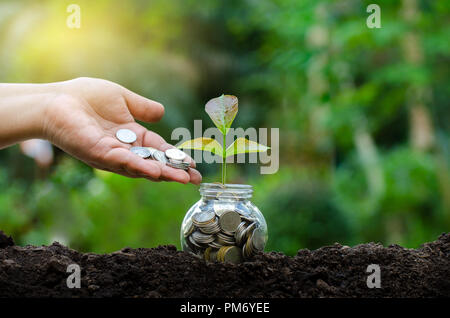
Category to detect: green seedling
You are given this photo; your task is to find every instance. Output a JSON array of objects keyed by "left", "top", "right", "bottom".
[{"left": 178, "top": 94, "right": 269, "bottom": 184}]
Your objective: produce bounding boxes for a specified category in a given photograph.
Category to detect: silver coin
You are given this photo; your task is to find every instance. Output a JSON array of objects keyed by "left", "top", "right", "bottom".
[
  {"left": 198, "top": 219, "right": 221, "bottom": 235},
  {"left": 191, "top": 231, "right": 215, "bottom": 244},
  {"left": 219, "top": 210, "right": 241, "bottom": 233},
  {"left": 168, "top": 159, "right": 190, "bottom": 167},
  {"left": 130, "top": 147, "right": 152, "bottom": 159},
  {"left": 167, "top": 162, "right": 189, "bottom": 171},
  {"left": 242, "top": 222, "right": 256, "bottom": 242},
  {"left": 189, "top": 235, "right": 202, "bottom": 249},
  {"left": 199, "top": 223, "right": 221, "bottom": 235},
  {"left": 216, "top": 231, "right": 235, "bottom": 245},
  {"left": 243, "top": 240, "right": 251, "bottom": 259},
  {"left": 115, "top": 129, "right": 137, "bottom": 143},
  {"left": 234, "top": 222, "right": 247, "bottom": 247},
  {"left": 193, "top": 210, "right": 216, "bottom": 224},
  {"left": 251, "top": 227, "right": 265, "bottom": 251},
  {"left": 153, "top": 150, "right": 168, "bottom": 164},
  {"left": 165, "top": 148, "right": 187, "bottom": 161},
  {"left": 183, "top": 218, "right": 195, "bottom": 237},
  {"left": 145, "top": 147, "right": 159, "bottom": 158}
]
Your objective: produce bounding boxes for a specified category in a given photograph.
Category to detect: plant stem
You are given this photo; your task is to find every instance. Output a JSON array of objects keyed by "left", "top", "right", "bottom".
[{"left": 222, "top": 132, "right": 227, "bottom": 185}]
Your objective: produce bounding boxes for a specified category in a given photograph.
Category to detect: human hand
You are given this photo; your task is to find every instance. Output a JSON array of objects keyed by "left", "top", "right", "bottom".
[{"left": 41, "top": 77, "right": 201, "bottom": 184}]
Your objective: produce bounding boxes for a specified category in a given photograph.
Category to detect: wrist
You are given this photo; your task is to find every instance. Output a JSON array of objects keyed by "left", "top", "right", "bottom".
[
  {"left": 34, "top": 92, "right": 60, "bottom": 140},
  {"left": 0, "top": 83, "right": 62, "bottom": 148}
]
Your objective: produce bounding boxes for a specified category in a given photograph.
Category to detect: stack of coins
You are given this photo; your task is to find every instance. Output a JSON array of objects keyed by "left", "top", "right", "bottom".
[
  {"left": 165, "top": 148, "right": 190, "bottom": 170},
  {"left": 191, "top": 231, "right": 215, "bottom": 245},
  {"left": 243, "top": 227, "right": 265, "bottom": 259},
  {"left": 130, "top": 146, "right": 190, "bottom": 171},
  {"left": 184, "top": 204, "right": 265, "bottom": 264},
  {"left": 192, "top": 210, "right": 221, "bottom": 235},
  {"left": 115, "top": 128, "right": 190, "bottom": 171}
]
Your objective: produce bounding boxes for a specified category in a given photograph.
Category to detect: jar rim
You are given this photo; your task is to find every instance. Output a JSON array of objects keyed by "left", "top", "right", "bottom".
[{"left": 199, "top": 183, "right": 253, "bottom": 200}]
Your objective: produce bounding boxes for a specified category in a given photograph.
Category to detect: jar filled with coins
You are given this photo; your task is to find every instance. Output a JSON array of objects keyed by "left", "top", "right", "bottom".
[{"left": 180, "top": 183, "right": 268, "bottom": 264}]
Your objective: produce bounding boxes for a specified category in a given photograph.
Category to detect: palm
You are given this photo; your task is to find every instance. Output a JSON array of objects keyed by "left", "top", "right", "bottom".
[{"left": 47, "top": 78, "right": 201, "bottom": 184}]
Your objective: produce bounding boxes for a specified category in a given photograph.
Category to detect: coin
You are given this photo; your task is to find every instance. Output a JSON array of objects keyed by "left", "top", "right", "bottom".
[
  {"left": 216, "top": 231, "right": 236, "bottom": 245},
  {"left": 188, "top": 235, "right": 202, "bottom": 249},
  {"left": 217, "top": 246, "right": 242, "bottom": 264},
  {"left": 128, "top": 145, "right": 190, "bottom": 170},
  {"left": 243, "top": 239, "right": 251, "bottom": 259},
  {"left": 152, "top": 150, "right": 168, "bottom": 164},
  {"left": 191, "top": 230, "right": 215, "bottom": 244},
  {"left": 130, "top": 147, "right": 152, "bottom": 159},
  {"left": 208, "top": 240, "right": 223, "bottom": 249},
  {"left": 241, "top": 221, "right": 256, "bottom": 242},
  {"left": 251, "top": 227, "right": 265, "bottom": 251},
  {"left": 216, "top": 246, "right": 229, "bottom": 262},
  {"left": 209, "top": 249, "right": 218, "bottom": 261},
  {"left": 204, "top": 247, "right": 212, "bottom": 261},
  {"left": 165, "top": 148, "right": 187, "bottom": 161},
  {"left": 193, "top": 210, "right": 216, "bottom": 225},
  {"left": 219, "top": 210, "right": 241, "bottom": 233},
  {"left": 234, "top": 221, "right": 248, "bottom": 247},
  {"left": 224, "top": 246, "right": 243, "bottom": 264},
  {"left": 145, "top": 147, "right": 159, "bottom": 158},
  {"left": 183, "top": 218, "right": 195, "bottom": 237},
  {"left": 167, "top": 161, "right": 189, "bottom": 171},
  {"left": 115, "top": 129, "right": 137, "bottom": 143},
  {"left": 198, "top": 217, "right": 221, "bottom": 235},
  {"left": 240, "top": 215, "right": 257, "bottom": 223}
]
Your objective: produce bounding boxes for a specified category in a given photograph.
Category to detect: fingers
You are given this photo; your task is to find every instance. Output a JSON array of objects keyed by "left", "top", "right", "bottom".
[
  {"left": 103, "top": 147, "right": 162, "bottom": 180},
  {"left": 107, "top": 123, "right": 201, "bottom": 184},
  {"left": 122, "top": 89, "right": 165, "bottom": 123},
  {"left": 187, "top": 167, "right": 202, "bottom": 185}
]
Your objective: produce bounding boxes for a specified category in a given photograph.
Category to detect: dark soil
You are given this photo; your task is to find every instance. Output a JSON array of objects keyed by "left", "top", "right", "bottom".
[{"left": 0, "top": 230, "right": 449, "bottom": 298}]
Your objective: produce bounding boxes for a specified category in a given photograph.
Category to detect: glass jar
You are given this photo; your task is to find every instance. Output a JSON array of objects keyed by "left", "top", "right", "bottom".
[{"left": 180, "top": 183, "right": 268, "bottom": 263}]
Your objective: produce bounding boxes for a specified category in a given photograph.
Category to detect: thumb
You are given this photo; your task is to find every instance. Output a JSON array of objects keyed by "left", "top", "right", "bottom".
[{"left": 123, "top": 89, "right": 165, "bottom": 123}]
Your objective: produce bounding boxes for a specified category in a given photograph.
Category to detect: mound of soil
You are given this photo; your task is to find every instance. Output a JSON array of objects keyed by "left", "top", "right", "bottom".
[{"left": 0, "top": 230, "right": 448, "bottom": 297}]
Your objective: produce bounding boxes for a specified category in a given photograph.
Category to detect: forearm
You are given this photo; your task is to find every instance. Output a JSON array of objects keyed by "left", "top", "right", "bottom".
[{"left": 0, "top": 83, "right": 59, "bottom": 149}]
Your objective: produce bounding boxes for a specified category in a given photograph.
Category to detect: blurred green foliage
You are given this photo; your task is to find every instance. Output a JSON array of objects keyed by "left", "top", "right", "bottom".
[{"left": 0, "top": 0, "right": 448, "bottom": 255}]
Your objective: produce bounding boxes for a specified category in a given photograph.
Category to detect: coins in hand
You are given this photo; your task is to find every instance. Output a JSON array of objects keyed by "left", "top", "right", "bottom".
[
  {"left": 152, "top": 150, "right": 168, "bottom": 164},
  {"left": 115, "top": 129, "right": 189, "bottom": 171},
  {"left": 165, "top": 148, "right": 187, "bottom": 161},
  {"left": 130, "top": 147, "right": 152, "bottom": 159}
]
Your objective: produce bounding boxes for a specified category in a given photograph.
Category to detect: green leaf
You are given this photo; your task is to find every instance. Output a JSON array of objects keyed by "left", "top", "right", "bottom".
[
  {"left": 177, "top": 137, "right": 224, "bottom": 157},
  {"left": 205, "top": 94, "right": 238, "bottom": 135},
  {"left": 225, "top": 137, "right": 270, "bottom": 158}
]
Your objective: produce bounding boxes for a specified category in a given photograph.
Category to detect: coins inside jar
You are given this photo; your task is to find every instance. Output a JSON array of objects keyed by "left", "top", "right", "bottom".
[{"left": 184, "top": 202, "right": 265, "bottom": 263}]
